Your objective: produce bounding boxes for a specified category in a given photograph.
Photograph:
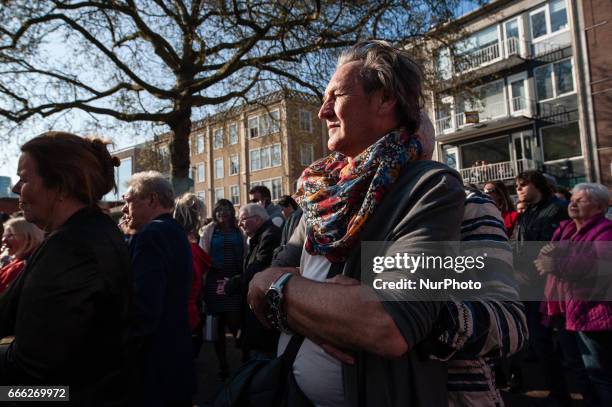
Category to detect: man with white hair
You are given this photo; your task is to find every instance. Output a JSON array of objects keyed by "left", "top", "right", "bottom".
[
  {"left": 238, "top": 203, "right": 282, "bottom": 357},
  {"left": 122, "top": 171, "right": 194, "bottom": 406}
]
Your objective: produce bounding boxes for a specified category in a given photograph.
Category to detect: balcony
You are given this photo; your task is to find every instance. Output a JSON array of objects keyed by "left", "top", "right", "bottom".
[
  {"left": 453, "top": 37, "right": 523, "bottom": 74},
  {"left": 460, "top": 158, "right": 538, "bottom": 184}
]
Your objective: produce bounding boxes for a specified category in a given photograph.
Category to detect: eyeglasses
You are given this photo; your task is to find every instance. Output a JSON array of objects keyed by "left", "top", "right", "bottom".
[
  {"left": 238, "top": 215, "right": 257, "bottom": 224},
  {"left": 484, "top": 188, "right": 497, "bottom": 194}
]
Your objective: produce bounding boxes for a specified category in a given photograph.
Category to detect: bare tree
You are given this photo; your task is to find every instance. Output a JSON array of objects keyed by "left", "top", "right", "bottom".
[{"left": 0, "top": 0, "right": 464, "bottom": 193}]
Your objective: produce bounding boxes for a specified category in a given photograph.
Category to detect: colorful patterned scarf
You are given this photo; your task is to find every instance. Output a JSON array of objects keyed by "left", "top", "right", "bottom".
[{"left": 295, "top": 127, "right": 423, "bottom": 263}]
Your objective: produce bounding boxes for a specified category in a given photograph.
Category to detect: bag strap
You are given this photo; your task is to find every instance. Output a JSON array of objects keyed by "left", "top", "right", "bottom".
[{"left": 280, "top": 260, "right": 345, "bottom": 365}]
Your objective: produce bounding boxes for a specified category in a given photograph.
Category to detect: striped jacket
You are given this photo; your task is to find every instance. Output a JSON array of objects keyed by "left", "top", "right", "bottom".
[{"left": 429, "top": 188, "right": 528, "bottom": 407}]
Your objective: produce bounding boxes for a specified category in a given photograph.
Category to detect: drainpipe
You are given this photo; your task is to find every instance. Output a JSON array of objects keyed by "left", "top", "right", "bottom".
[{"left": 571, "top": 0, "right": 600, "bottom": 182}]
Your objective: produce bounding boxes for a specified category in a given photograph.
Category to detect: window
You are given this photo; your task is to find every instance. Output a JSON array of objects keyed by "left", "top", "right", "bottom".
[
  {"left": 300, "top": 143, "right": 314, "bottom": 166},
  {"left": 436, "top": 48, "right": 452, "bottom": 80},
  {"left": 271, "top": 144, "right": 281, "bottom": 167},
  {"left": 213, "top": 128, "right": 223, "bottom": 149},
  {"left": 197, "top": 191, "right": 205, "bottom": 202},
  {"left": 455, "top": 25, "right": 500, "bottom": 71},
  {"left": 535, "top": 58, "right": 574, "bottom": 101},
  {"left": 229, "top": 123, "right": 238, "bottom": 144},
  {"left": 460, "top": 136, "right": 511, "bottom": 168},
  {"left": 230, "top": 154, "right": 239, "bottom": 175},
  {"left": 249, "top": 144, "right": 282, "bottom": 172},
  {"left": 550, "top": 0, "right": 568, "bottom": 32},
  {"left": 214, "top": 158, "right": 224, "bottom": 179},
  {"left": 530, "top": 0, "right": 568, "bottom": 41},
  {"left": 541, "top": 122, "right": 581, "bottom": 161},
  {"left": 530, "top": 8, "right": 547, "bottom": 40},
  {"left": 158, "top": 144, "right": 169, "bottom": 159},
  {"left": 196, "top": 135, "right": 204, "bottom": 154},
  {"left": 214, "top": 187, "right": 224, "bottom": 202},
  {"left": 251, "top": 178, "right": 283, "bottom": 200},
  {"left": 271, "top": 178, "right": 282, "bottom": 200},
  {"left": 259, "top": 110, "right": 280, "bottom": 136},
  {"left": 261, "top": 147, "right": 271, "bottom": 169},
  {"left": 299, "top": 110, "right": 312, "bottom": 132},
  {"left": 248, "top": 116, "right": 259, "bottom": 138},
  {"left": 230, "top": 185, "right": 240, "bottom": 205},
  {"left": 197, "top": 163, "right": 205, "bottom": 182}
]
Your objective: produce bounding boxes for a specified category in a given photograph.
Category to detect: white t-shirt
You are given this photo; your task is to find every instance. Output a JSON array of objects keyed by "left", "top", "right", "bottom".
[{"left": 277, "top": 249, "right": 348, "bottom": 407}]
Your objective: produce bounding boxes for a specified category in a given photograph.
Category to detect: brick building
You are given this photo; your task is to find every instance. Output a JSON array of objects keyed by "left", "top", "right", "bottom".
[{"left": 109, "top": 89, "right": 327, "bottom": 210}]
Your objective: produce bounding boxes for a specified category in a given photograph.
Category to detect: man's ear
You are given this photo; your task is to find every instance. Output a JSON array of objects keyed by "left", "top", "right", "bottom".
[{"left": 378, "top": 94, "right": 397, "bottom": 116}]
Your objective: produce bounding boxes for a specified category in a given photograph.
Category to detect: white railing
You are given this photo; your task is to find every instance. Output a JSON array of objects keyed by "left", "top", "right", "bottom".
[
  {"left": 505, "top": 37, "right": 520, "bottom": 57},
  {"left": 435, "top": 116, "right": 453, "bottom": 134},
  {"left": 460, "top": 158, "right": 537, "bottom": 184}
]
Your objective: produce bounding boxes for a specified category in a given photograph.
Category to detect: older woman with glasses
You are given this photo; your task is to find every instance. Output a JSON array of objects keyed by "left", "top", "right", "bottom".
[
  {"left": 199, "top": 198, "right": 246, "bottom": 379},
  {"left": 0, "top": 217, "right": 44, "bottom": 294},
  {"left": 537, "top": 182, "right": 612, "bottom": 406}
]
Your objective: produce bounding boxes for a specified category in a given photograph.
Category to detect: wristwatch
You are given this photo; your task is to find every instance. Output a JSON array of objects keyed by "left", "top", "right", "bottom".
[{"left": 265, "top": 272, "right": 293, "bottom": 334}]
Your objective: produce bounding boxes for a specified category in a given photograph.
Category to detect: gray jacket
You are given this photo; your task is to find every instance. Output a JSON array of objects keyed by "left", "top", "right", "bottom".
[{"left": 275, "top": 160, "right": 465, "bottom": 407}]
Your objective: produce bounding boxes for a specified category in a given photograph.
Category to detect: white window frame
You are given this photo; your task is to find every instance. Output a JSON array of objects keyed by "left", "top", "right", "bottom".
[
  {"left": 197, "top": 163, "right": 205, "bottom": 183},
  {"left": 230, "top": 185, "right": 240, "bottom": 205},
  {"left": 214, "top": 157, "right": 224, "bottom": 179},
  {"left": 507, "top": 71, "right": 528, "bottom": 115},
  {"left": 250, "top": 177, "right": 283, "bottom": 200},
  {"left": 534, "top": 57, "right": 576, "bottom": 102},
  {"left": 213, "top": 128, "right": 224, "bottom": 149},
  {"left": 248, "top": 116, "right": 259, "bottom": 139},
  {"left": 228, "top": 123, "right": 238, "bottom": 144},
  {"left": 529, "top": 0, "right": 569, "bottom": 43},
  {"left": 300, "top": 143, "right": 314, "bottom": 166},
  {"left": 214, "top": 187, "right": 225, "bottom": 202},
  {"left": 299, "top": 110, "right": 312, "bottom": 132},
  {"left": 229, "top": 154, "right": 240, "bottom": 175},
  {"left": 196, "top": 135, "right": 204, "bottom": 154},
  {"left": 249, "top": 143, "right": 282, "bottom": 172}
]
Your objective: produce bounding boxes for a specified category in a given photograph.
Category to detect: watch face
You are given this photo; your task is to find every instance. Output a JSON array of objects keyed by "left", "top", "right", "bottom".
[{"left": 266, "top": 289, "right": 282, "bottom": 308}]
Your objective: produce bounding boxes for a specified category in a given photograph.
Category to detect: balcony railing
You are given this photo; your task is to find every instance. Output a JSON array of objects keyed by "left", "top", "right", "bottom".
[
  {"left": 455, "top": 37, "right": 522, "bottom": 73},
  {"left": 435, "top": 116, "right": 453, "bottom": 135},
  {"left": 460, "top": 158, "right": 537, "bottom": 184}
]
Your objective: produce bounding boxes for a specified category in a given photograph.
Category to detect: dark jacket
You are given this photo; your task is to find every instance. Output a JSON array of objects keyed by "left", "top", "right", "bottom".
[
  {"left": 515, "top": 196, "right": 570, "bottom": 288},
  {"left": 242, "top": 219, "right": 281, "bottom": 353},
  {"left": 129, "top": 213, "right": 194, "bottom": 406},
  {"left": 272, "top": 207, "right": 303, "bottom": 263},
  {"left": 0, "top": 208, "right": 131, "bottom": 406}
]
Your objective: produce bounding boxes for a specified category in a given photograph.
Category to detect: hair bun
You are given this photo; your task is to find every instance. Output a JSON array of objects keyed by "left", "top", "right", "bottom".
[{"left": 111, "top": 156, "right": 120, "bottom": 167}]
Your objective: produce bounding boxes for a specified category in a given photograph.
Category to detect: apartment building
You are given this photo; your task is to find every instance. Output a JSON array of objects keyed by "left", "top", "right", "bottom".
[
  {"left": 190, "top": 90, "right": 326, "bottom": 211},
  {"left": 426, "top": 0, "right": 604, "bottom": 189}
]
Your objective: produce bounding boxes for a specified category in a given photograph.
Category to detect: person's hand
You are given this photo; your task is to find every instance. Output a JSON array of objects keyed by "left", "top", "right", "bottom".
[
  {"left": 534, "top": 243, "right": 557, "bottom": 275},
  {"left": 247, "top": 267, "right": 297, "bottom": 327},
  {"left": 320, "top": 343, "right": 355, "bottom": 365}
]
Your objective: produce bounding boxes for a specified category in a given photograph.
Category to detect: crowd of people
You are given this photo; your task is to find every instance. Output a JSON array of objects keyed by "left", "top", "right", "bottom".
[{"left": 0, "top": 40, "right": 609, "bottom": 407}]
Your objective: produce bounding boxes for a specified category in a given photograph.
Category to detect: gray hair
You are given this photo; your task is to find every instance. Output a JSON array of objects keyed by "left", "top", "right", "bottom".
[
  {"left": 338, "top": 40, "right": 424, "bottom": 134},
  {"left": 127, "top": 171, "right": 175, "bottom": 209},
  {"left": 240, "top": 203, "right": 270, "bottom": 221},
  {"left": 174, "top": 193, "right": 206, "bottom": 234},
  {"left": 571, "top": 182, "right": 610, "bottom": 209}
]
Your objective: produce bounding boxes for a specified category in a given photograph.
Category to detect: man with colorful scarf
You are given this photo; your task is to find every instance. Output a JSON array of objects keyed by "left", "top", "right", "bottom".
[{"left": 247, "top": 41, "right": 465, "bottom": 407}]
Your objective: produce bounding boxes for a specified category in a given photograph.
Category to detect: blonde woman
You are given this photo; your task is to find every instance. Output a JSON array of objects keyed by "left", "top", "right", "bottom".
[{"left": 0, "top": 217, "right": 44, "bottom": 293}]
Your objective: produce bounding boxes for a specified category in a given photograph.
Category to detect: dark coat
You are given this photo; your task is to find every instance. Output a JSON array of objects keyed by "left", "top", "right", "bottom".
[
  {"left": 129, "top": 213, "right": 194, "bottom": 406},
  {"left": 242, "top": 219, "right": 281, "bottom": 354},
  {"left": 0, "top": 207, "right": 131, "bottom": 406}
]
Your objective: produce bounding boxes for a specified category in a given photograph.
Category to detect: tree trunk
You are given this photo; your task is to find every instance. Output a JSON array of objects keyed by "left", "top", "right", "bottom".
[{"left": 168, "top": 105, "right": 193, "bottom": 196}]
